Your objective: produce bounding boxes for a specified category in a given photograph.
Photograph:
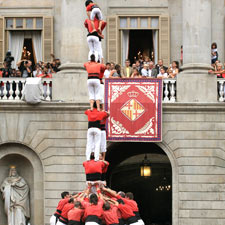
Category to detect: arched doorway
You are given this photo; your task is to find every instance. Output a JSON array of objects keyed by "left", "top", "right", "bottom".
[
  {"left": 0, "top": 143, "right": 44, "bottom": 225},
  {"left": 106, "top": 142, "right": 176, "bottom": 225}
]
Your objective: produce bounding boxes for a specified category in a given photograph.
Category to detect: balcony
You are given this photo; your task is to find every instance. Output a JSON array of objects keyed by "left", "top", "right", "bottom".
[
  {"left": 0, "top": 77, "right": 52, "bottom": 101},
  {"left": 0, "top": 77, "right": 224, "bottom": 103}
]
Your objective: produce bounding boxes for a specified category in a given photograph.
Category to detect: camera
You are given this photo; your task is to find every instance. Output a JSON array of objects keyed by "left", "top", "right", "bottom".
[
  {"left": 3, "top": 51, "right": 14, "bottom": 77},
  {"left": 4, "top": 51, "right": 14, "bottom": 69}
]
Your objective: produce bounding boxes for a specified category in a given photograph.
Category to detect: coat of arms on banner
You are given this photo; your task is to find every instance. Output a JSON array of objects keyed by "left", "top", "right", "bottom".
[{"left": 105, "top": 79, "right": 162, "bottom": 142}]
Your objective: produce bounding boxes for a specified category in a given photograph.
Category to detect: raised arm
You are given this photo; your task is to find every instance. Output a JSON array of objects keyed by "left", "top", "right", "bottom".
[{"left": 102, "top": 187, "right": 117, "bottom": 197}]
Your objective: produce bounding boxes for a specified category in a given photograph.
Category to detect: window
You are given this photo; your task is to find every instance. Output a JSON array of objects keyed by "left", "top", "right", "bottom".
[
  {"left": 16, "top": 18, "right": 23, "bottom": 28},
  {"left": 0, "top": 16, "right": 53, "bottom": 67},
  {"left": 119, "top": 16, "right": 159, "bottom": 29},
  {"left": 36, "top": 18, "right": 43, "bottom": 29},
  {"left": 6, "top": 18, "right": 13, "bottom": 29},
  {"left": 108, "top": 15, "right": 170, "bottom": 66},
  {"left": 26, "top": 18, "right": 33, "bottom": 29},
  {"left": 5, "top": 17, "right": 44, "bottom": 30}
]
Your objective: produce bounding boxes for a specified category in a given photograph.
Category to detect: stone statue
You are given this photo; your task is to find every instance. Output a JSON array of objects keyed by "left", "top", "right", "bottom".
[{"left": 0, "top": 166, "right": 30, "bottom": 225}]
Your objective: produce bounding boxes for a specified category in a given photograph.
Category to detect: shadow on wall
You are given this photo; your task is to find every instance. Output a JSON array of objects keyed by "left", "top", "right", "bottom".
[{"left": 0, "top": 143, "right": 44, "bottom": 225}]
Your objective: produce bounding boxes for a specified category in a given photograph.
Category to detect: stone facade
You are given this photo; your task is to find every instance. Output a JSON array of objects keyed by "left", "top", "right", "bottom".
[
  {"left": 0, "top": 103, "right": 225, "bottom": 225},
  {"left": 0, "top": 0, "right": 225, "bottom": 225}
]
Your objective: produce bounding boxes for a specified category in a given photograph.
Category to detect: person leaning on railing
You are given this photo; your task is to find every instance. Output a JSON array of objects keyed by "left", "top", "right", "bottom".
[
  {"left": 109, "top": 64, "right": 122, "bottom": 78},
  {"left": 37, "top": 66, "right": 53, "bottom": 99},
  {"left": 208, "top": 63, "right": 225, "bottom": 78},
  {"left": 168, "top": 61, "right": 179, "bottom": 78}
]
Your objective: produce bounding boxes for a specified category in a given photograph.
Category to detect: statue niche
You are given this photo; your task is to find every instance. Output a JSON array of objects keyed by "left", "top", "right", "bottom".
[{"left": 1, "top": 166, "right": 30, "bottom": 225}]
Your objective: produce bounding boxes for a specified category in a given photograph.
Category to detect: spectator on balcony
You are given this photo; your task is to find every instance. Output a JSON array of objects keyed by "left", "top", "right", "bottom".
[
  {"left": 37, "top": 66, "right": 53, "bottom": 98},
  {"left": 109, "top": 64, "right": 122, "bottom": 78},
  {"left": 33, "top": 64, "right": 43, "bottom": 77},
  {"left": 148, "top": 61, "right": 158, "bottom": 78},
  {"left": 141, "top": 64, "right": 149, "bottom": 77},
  {"left": 132, "top": 63, "right": 137, "bottom": 70},
  {"left": 135, "top": 60, "right": 142, "bottom": 74},
  {"left": 211, "top": 42, "right": 218, "bottom": 64},
  {"left": 155, "top": 59, "right": 168, "bottom": 74},
  {"left": 208, "top": 63, "right": 225, "bottom": 78},
  {"left": 157, "top": 68, "right": 168, "bottom": 79},
  {"left": 143, "top": 56, "right": 150, "bottom": 65},
  {"left": 50, "top": 54, "right": 61, "bottom": 72},
  {"left": 17, "top": 60, "right": 33, "bottom": 78},
  {"left": 122, "top": 59, "right": 133, "bottom": 78},
  {"left": 110, "top": 62, "right": 115, "bottom": 70},
  {"left": 168, "top": 61, "right": 179, "bottom": 78},
  {"left": 131, "top": 69, "right": 142, "bottom": 78},
  {"left": 103, "top": 62, "right": 111, "bottom": 79}
]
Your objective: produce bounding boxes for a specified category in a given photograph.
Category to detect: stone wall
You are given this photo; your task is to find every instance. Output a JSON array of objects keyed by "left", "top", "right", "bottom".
[{"left": 0, "top": 102, "right": 225, "bottom": 224}]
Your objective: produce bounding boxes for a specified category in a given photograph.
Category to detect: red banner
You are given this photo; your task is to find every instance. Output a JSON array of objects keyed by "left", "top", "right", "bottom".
[{"left": 105, "top": 78, "right": 162, "bottom": 142}]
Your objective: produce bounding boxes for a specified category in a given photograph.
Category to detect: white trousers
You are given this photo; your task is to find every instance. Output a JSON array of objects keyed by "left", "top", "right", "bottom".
[
  {"left": 50, "top": 215, "right": 57, "bottom": 225},
  {"left": 100, "top": 83, "right": 104, "bottom": 104},
  {"left": 56, "top": 221, "right": 66, "bottom": 225},
  {"left": 100, "top": 130, "right": 107, "bottom": 153},
  {"left": 86, "top": 222, "right": 100, "bottom": 225},
  {"left": 138, "top": 219, "right": 145, "bottom": 225},
  {"left": 87, "top": 36, "right": 99, "bottom": 61},
  {"left": 86, "top": 128, "right": 101, "bottom": 161},
  {"left": 130, "top": 222, "right": 140, "bottom": 225},
  {"left": 96, "top": 40, "right": 103, "bottom": 61},
  {"left": 90, "top": 8, "right": 103, "bottom": 20},
  {"left": 87, "top": 79, "right": 101, "bottom": 100},
  {"left": 87, "top": 36, "right": 103, "bottom": 61}
]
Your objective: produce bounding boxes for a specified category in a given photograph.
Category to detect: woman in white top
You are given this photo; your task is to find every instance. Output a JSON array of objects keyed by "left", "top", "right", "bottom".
[
  {"left": 157, "top": 68, "right": 168, "bottom": 79},
  {"left": 33, "top": 64, "right": 42, "bottom": 77},
  {"left": 168, "top": 61, "right": 179, "bottom": 78}
]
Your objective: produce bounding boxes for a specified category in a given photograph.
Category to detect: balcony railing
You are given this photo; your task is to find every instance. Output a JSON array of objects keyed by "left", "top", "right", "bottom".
[
  {"left": 0, "top": 78, "right": 52, "bottom": 101},
  {"left": 217, "top": 78, "right": 225, "bottom": 102},
  {"left": 162, "top": 79, "right": 176, "bottom": 103},
  {"left": 0, "top": 77, "right": 177, "bottom": 103}
]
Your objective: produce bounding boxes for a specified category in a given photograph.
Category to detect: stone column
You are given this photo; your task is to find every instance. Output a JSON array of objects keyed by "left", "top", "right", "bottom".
[
  {"left": 212, "top": 0, "right": 224, "bottom": 63},
  {"left": 52, "top": 0, "right": 89, "bottom": 102},
  {"left": 177, "top": 0, "right": 217, "bottom": 103}
]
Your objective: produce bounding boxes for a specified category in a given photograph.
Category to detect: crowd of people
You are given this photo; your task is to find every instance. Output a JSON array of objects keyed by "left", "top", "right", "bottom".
[
  {"left": 50, "top": 153, "right": 145, "bottom": 225},
  {"left": 0, "top": 52, "right": 60, "bottom": 98},
  {"left": 103, "top": 58, "right": 179, "bottom": 80},
  {"left": 0, "top": 54, "right": 61, "bottom": 78}
]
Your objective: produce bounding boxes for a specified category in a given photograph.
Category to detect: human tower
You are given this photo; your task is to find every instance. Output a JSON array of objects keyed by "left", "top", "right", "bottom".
[{"left": 49, "top": 1, "right": 144, "bottom": 225}]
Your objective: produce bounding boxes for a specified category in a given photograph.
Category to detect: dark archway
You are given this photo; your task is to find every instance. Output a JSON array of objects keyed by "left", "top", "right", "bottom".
[{"left": 106, "top": 142, "right": 172, "bottom": 225}]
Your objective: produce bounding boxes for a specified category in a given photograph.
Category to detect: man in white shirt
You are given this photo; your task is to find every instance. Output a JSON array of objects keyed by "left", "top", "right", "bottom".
[
  {"left": 104, "top": 62, "right": 111, "bottom": 78},
  {"left": 141, "top": 64, "right": 149, "bottom": 77}
]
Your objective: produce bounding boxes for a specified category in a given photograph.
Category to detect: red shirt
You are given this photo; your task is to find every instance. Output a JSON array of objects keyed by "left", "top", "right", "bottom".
[
  {"left": 102, "top": 161, "right": 109, "bottom": 174},
  {"left": 37, "top": 73, "right": 52, "bottom": 86},
  {"left": 117, "top": 204, "right": 135, "bottom": 220},
  {"left": 84, "top": 62, "right": 105, "bottom": 79},
  {"left": 54, "top": 198, "right": 69, "bottom": 217},
  {"left": 86, "top": 3, "right": 96, "bottom": 12},
  {"left": 59, "top": 203, "right": 75, "bottom": 222},
  {"left": 83, "top": 160, "right": 105, "bottom": 181},
  {"left": 68, "top": 208, "right": 84, "bottom": 222},
  {"left": 82, "top": 199, "right": 104, "bottom": 221},
  {"left": 120, "top": 198, "right": 139, "bottom": 212},
  {"left": 84, "top": 19, "right": 107, "bottom": 34},
  {"left": 103, "top": 206, "right": 119, "bottom": 225},
  {"left": 85, "top": 109, "right": 108, "bottom": 122}
]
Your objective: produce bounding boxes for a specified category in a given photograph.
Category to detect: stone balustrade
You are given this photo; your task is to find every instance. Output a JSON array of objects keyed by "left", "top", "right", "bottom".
[
  {"left": 217, "top": 78, "right": 225, "bottom": 102},
  {"left": 0, "top": 78, "right": 52, "bottom": 101},
  {"left": 0, "top": 78, "right": 225, "bottom": 103},
  {"left": 162, "top": 78, "right": 176, "bottom": 103}
]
